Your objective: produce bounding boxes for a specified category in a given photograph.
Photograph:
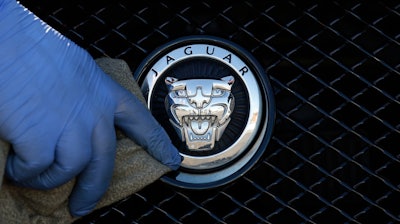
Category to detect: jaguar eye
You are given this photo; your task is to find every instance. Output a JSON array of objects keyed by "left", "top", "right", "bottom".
[
  {"left": 175, "top": 89, "right": 187, "bottom": 97},
  {"left": 212, "top": 89, "right": 225, "bottom": 96}
]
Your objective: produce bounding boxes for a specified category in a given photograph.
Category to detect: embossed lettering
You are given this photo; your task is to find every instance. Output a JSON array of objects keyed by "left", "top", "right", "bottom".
[
  {"left": 151, "top": 68, "right": 159, "bottom": 77},
  {"left": 223, "top": 54, "right": 232, "bottom": 63},
  {"left": 184, "top": 46, "right": 192, "bottom": 55},
  {"left": 206, "top": 46, "right": 215, "bottom": 55},
  {"left": 239, "top": 66, "right": 249, "bottom": 76},
  {"left": 166, "top": 55, "right": 175, "bottom": 65}
]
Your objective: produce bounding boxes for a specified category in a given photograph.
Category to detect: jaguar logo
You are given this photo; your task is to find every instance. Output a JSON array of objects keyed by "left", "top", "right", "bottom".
[
  {"left": 165, "top": 76, "right": 235, "bottom": 151},
  {"left": 134, "top": 36, "right": 275, "bottom": 189}
]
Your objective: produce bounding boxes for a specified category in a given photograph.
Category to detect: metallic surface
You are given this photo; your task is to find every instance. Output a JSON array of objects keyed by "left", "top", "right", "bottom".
[{"left": 164, "top": 76, "right": 235, "bottom": 151}]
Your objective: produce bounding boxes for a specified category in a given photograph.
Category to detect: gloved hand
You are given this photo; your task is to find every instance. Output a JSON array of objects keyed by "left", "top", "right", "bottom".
[{"left": 0, "top": 0, "right": 181, "bottom": 217}]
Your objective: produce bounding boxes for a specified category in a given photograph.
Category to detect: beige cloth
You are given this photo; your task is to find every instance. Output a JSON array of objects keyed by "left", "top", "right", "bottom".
[{"left": 0, "top": 58, "right": 171, "bottom": 224}]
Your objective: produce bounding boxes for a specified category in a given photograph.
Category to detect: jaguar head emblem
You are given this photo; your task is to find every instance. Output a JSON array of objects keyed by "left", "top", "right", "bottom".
[{"left": 165, "top": 76, "right": 235, "bottom": 150}]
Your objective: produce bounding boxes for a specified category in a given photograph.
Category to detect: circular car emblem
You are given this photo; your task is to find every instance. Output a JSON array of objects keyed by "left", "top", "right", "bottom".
[{"left": 134, "top": 36, "right": 275, "bottom": 189}]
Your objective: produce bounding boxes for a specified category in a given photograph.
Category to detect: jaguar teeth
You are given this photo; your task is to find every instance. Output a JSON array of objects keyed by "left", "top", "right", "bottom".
[
  {"left": 189, "top": 133, "right": 211, "bottom": 141},
  {"left": 185, "top": 115, "right": 216, "bottom": 121}
]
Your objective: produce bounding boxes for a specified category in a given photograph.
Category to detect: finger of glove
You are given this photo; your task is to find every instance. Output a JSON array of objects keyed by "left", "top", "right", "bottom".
[
  {"left": 68, "top": 118, "right": 116, "bottom": 217},
  {"left": 113, "top": 88, "right": 181, "bottom": 170},
  {"left": 14, "top": 122, "right": 92, "bottom": 189},
  {"left": 5, "top": 128, "right": 58, "bottom": 182}
]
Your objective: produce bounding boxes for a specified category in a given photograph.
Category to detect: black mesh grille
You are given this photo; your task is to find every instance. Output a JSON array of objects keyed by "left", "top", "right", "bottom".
[{"left": 20, "top": 0, "right": 400, "bottom": 223}]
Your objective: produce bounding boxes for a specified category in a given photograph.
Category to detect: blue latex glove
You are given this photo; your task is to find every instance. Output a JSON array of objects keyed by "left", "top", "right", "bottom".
[{"left": 0, "top": 0, "right": 181, "bottom": 217}]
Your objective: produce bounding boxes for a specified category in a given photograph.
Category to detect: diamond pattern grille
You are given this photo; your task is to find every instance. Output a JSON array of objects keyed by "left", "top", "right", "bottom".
[{"left": 20, "top": 0, "right": 400, "bottom": 223}]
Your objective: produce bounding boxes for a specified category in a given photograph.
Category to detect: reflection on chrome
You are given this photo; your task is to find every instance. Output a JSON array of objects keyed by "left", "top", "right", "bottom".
[{"left": 165, "top": 76, "right": 235, "bottom": 150}]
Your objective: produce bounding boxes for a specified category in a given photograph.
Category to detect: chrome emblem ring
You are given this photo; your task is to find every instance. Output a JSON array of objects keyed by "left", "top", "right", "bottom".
[{"left": 134, "top": 36, "right": 275, "bottom": 189}]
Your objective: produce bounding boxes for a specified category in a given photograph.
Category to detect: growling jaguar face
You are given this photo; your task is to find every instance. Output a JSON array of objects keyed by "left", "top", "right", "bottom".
[{"left": 165, "top": 76, "right": 235, "bottom": 150}]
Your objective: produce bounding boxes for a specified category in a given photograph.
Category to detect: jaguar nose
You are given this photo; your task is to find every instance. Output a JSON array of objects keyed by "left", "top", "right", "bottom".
[{"left": 189, "top": 88, "right": 210, "bottom": 108}]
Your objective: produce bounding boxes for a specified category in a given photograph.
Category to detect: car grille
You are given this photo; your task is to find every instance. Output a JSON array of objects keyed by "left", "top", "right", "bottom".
[{"left": 20, "top": 0, "right": 400, "bottom": 223}]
